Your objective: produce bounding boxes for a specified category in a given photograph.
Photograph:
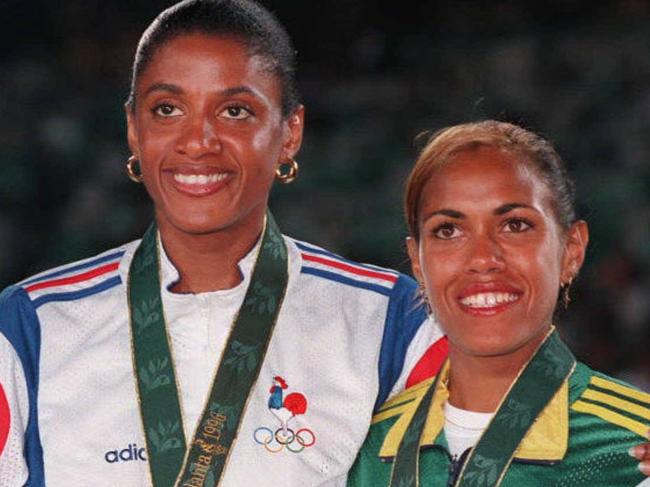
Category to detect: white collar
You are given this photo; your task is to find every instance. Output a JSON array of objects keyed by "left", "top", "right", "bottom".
[{"left": 158, "top": 232, "right": 263, "bottom": 297}]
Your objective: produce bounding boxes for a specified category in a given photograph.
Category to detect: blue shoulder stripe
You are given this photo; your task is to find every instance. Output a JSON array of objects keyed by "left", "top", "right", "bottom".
[
  {"left": 301, "top": 267, "right": 392, "bottom": 296},
  {"left": 295, "top": 242, "right": 397, "bottom": 275},
  {"left": 32, "top": 276, "right": 122, "bottom": 309},
  {"left": 22, "top": 250, "right": 125, "bottom": 286},
  {"left": 374, "top": 274, "right": 428, "bottom": 411},
  {"left": 0, "top": 286, "right": 44, "bottom": 485}
]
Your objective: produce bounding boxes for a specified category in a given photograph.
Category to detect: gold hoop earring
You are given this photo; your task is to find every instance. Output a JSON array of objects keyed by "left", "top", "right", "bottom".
[
  {"left": 561, "top": 277, "right": 574, "bottom": 309},
  {"left": 275, "top": 158, "right": 299, "bottom": 184},
  {"left": 126, "top": 156, "right": 143, "bottom": 183}
]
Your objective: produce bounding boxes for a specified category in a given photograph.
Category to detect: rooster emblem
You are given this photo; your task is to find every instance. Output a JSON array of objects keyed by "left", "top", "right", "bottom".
[{"left": 253, "top": 375, "right": 315, "bottom": 453}]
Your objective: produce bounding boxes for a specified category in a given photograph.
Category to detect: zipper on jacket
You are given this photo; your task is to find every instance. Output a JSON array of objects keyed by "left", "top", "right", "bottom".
[{"left": 447, "top": 448, "right": 472, "bottom": 487}]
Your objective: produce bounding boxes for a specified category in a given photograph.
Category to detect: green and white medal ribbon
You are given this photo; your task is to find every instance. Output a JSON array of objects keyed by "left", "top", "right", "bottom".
[
  {"left": 128, "top": 212, "right": 288, "bottom": 487},
  {"left": 389, "top": 328, "right": 575, "bottom": 487}
]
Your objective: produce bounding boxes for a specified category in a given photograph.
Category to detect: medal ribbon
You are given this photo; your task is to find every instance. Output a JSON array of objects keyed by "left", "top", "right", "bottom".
[
  {"left": 389, "top": 328, "right": 575, "bottom": 487},
  {"left": 388, "top": 364, "right": 444, "bottom": 487},
  {"left": 128, "top": 212, "right": 289, "bottom": 487}
]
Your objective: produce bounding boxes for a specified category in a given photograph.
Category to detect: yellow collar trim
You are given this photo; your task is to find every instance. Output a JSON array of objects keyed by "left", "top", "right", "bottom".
[{"left": 377, "top": 363, "right": 569, "bottom": 461}]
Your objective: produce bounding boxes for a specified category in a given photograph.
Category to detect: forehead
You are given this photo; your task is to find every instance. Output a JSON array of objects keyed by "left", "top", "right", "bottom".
[
  {"left": 137, "top": 33, "right": 280, "bottom": 97},
  {"left": 418, "top": 146, "right": 553, "bottom": 214}
]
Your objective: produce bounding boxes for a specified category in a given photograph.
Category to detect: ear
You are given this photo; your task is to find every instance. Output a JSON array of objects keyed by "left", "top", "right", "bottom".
[
  {"left": 125, "top": 104, "right": 140, "bottom": 158},
  {"left": 406, "top": 236, "right": 425, "bottom": 286},
  {"left": 280, "top": 105, "right": 305, "bottom": 161},
  {"left": 560, "top": 220, "right": 589, "bottom": 284}
]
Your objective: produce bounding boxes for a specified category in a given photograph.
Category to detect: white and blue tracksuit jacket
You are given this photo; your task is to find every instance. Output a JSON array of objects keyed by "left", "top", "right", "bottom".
[{"left": 0, "top": 236, "right": 442, "bottom": 486}]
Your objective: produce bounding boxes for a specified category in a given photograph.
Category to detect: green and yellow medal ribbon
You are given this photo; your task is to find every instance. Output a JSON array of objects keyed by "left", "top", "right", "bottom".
[{"left": 389, "top": 328, "right": 575, "bottom": 487}]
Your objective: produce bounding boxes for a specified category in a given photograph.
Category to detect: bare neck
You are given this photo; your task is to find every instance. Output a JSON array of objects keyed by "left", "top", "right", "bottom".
[
  {"left": 157, "top": 216, "right": 265, "bottom": 294},
  {"left": 446, "top": 329, "right": 550, "bottom": 413}
]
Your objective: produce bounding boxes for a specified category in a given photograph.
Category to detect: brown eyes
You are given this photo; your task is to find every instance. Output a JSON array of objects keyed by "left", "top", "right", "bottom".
[
  {"left": 431, "top": 218, "right": 533, "bottom": 240},
  {"left": 151, "top": 104, "right": 252, "bottom": 120},
  {"left": 153, "top": 104, "right": 182, "bottom": 117},
  {"left": 222, "top": 106, "right": 252, "bottom": 120},
  {"left": 502, "top": 218, "right": 533, "bottom": 233},
  {"left": 432, "top": 223, "right": 462, "bottom": 240}
]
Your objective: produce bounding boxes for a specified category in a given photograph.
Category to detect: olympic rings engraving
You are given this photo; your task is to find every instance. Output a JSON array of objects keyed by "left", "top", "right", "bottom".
[{"left": 253, "top": 426, "right": 316, "bottom": 454}]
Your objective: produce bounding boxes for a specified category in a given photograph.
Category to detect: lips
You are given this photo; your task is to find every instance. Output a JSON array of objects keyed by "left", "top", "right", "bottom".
[
  {"left": 165, "top": 166, "right": 232, "bottom": 197},
  {"left": 457, "top": 282, "right": 522, "bottom": 316}
]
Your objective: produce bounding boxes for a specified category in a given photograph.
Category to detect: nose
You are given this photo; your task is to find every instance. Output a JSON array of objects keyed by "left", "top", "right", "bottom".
[
  {"left": 175, "top": 113, "right": 221, "bottom": 159},
  {"left": 465, "top": 233, "right": 505, "bottom": 274}
]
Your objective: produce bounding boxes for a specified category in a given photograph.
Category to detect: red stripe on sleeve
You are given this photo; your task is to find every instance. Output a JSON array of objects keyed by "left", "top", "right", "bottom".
[
  {"left": 301, "top": 254, "right": 398, "bottom": 283},
  {"left": 0, "top": 383, "right": 9, "bottom": 456},
  {"left": 25, "top": 262, "right": 120, "bottom": 293},
  {"left": 406, "top": 336, "right": 449, "bottom": 389}
]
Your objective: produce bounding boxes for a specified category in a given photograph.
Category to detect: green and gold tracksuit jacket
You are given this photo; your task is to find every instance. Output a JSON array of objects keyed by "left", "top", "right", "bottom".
[{"left": 347, "top": 360, "right": 649, "bottom": 486}]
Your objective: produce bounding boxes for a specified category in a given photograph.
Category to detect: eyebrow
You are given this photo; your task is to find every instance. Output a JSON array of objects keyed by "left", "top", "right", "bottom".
[
  {"left": 423, "top": 203, "right": 535, "bottom": 220},
  {"left": 144, "top": 83, "right": 184, "bottom": 97},
  {"left": 493, "top": 203, "right": 535, "bottom": 215},
  {"left": 143, "top": 84, "right": 258, "bottom": 99},
  {"left": 423, "top": 209, "right": 465, "bottom": 220},
  {"left": 220, "top": 85, "right": 257, "bottom": 98}
]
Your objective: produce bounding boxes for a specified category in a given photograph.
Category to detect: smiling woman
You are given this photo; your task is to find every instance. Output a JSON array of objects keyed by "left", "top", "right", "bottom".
[
  {"left": 0, "top": 1, "right": 443, "bottom": 486},
  {"left": 347, "top": 121, "right": 650, "bottom": 487},
  {"left": 408, "top": 146, "right": 585, "bottom": 370},
  {"left": 125, "top": 33, "right": 302, "bottom": 292}
]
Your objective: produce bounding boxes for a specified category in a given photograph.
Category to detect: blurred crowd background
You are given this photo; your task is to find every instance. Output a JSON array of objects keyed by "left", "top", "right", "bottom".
[{"left": 1, "top": 0, "right": 648, "bottom": 387}]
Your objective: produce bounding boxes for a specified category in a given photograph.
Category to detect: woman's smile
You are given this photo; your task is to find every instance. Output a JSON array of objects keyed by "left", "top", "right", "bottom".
[
  {"left": 457, "top": 281, "right": 522, "bottom": 316},
  {"left": 166, "top": 165, "right": 232, "bottom": 197}
]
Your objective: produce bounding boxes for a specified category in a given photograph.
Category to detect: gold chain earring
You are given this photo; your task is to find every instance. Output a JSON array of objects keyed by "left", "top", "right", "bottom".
[
  {"left": 126, "top": 156, "right": 144, "bottom": 183},
  {"left": 561, "top": 277, "right": 574, "bottom": 309},
  {"left": 275, "top": 158, "right": 299, "bottom": 184}
]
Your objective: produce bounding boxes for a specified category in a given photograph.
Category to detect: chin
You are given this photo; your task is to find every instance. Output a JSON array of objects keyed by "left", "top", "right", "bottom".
[
  {"left": 161, "top": 211, "right": 233, "bottom": 236},
  {"left": 450, "top": 333, "right": 522, "bottom": 358},
  {"left": 458, "top": 343, "right": 513, "bottom": 358},
  {"left": 154, "top": 196, "right": 267, "bottom": 238},
  {"left": 452, "top": 326, "right": 551, "bottom": 360}
]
